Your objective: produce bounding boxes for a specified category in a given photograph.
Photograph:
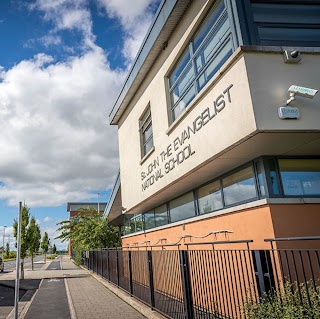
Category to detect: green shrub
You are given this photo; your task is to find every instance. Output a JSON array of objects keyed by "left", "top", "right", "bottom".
[
  {"left": 243, "top": 280, "right": 320, "bottom": 319},
  {"left": 9, "top": 251, "right": 16, "bottom": 258},
  {"left": 74, "top": 248, "right": 83, "bottom": 266},
  {"left": 46, "top": 254, "right": 58, "bottom": 259}
]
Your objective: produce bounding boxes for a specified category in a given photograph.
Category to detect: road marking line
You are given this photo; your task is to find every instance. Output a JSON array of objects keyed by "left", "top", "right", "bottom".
[{"left": 64, "top": 277, "right": 77, "bottom": 319}]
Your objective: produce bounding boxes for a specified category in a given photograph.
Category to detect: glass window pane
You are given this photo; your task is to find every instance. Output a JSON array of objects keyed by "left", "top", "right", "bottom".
[
  {"left": 198, "top": 39, "right": 233, "bottom": 90},
  {"left": 140, "top": 107, "right": 153, "bottom": 157},
  {"left": 198, "top": 180, "right": 223, "bottom": 214},
  {"left": 124, "top": 224, "right": 130, "bottom": 235},
  {"left": 169, "top": 49, "right": 191, "bottom": 86},
  {"left": 134, "top": 214, "right": 143, "bottom": 232},
  {"left": 140, "top": 111, "right": 151, "bottom": 129},
  {"left": 154, "top": 204, "right": 168, "bottom": 227},
  {"left": 196, "top": 16, "right": 230, "bottom": 73},
  {"left": 279, "top": 159, "right": 320, "bottom": 196},
  {"left": 143, "top": 124, "right": 152, "bottom": 143},
  {"left": 171, "top": 64, "right": 194, "bottom": 105},
  {"left": 255, "top": 161, "right": 266, "bottom": 197},
  {"left": 169, "top": 192, "right": 195, "bottom": 223},
  {"left": 267, "top": 159, "right": 280, "bottom": 196},
  {"left": 144, "top": 138, "right": 153, "bottom": 155},
  {"left": 172, "top": 86, "right": 196, "bottom": 120},
  {"left": 168, "top": 0, "right": 234, "bottom": 123},
  {"left": 144, "top": 212, "right": 155, "bottom": 230},
  {"left": 129, "top": 219, "right": 135, "bottom": 233},
  {"left": 223, "top": 166, "right": 257, "bottom": 206},
  {"left": 193, "top": 0, "right": 225, "bottom": 52}
]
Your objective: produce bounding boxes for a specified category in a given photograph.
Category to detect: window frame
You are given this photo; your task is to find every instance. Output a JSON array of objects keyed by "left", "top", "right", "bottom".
[
  {"left": 242, "top": 0, "right": 320, "bottom": 46},
  {"left": 139, "top": 104, "right": 154, "bottom": 158},
  {"left": 132, "top": 157, "right": 320, "bottom": 236},
  {"left": 277, "top": 157, "right": 320, "bottom": 198},
  {"left": 221, "top": 163, "right": 260, "bottom": 208},
  {"left": 167, "top": 0, "right": 237, "bottom": 123}
]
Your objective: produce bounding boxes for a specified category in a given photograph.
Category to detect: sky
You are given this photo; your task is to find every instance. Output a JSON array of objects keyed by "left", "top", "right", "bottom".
[{"left": 0, "top": 0, "right": 160, "bottom": 250}]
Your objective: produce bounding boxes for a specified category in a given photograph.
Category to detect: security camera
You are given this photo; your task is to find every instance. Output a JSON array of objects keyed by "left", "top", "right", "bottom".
[
  {"left": 288, "top": 85, "right": 318, "bottom": 99},
  {"left": 286, "top": 85, "right": 318, "bottom": 106},
  {"left": 290, "top": 51, "right": 300, "bottom": 59},
  {"left": 283, "top": 50, "right": 301, "bottom": 63}
]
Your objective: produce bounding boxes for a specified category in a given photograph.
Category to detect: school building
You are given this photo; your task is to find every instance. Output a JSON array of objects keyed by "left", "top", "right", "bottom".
[{"left": 105, "top": 0, "right": 320, "bottom": 250}]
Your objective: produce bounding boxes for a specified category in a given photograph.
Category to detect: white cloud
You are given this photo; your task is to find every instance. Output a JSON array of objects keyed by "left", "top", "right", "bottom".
[
  {"left": 97, "top": 0, "right": 159, "bottom": 63},
  {"left": 44, "top": 216, "right": 53, "bottom": 223},
  {"left": 0, "top": 0, "right": 158, "bottom": 210},
  {"left": 41, "top": 222, "right": 68, "bottom": 250},
  {"left": 0, "top": 226, "right": 14, "bottom": 250},
  {"left": 30, "top": 0, "right": 95, "bottom": 49},
  {"left": 0, "top": 48, "right": 124, "bottom": 207}
]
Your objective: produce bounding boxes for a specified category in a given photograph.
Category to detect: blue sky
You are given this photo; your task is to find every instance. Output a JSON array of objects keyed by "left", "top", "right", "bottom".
[{"left": 0, "top": 0, "right": 160, "bottom": 250}]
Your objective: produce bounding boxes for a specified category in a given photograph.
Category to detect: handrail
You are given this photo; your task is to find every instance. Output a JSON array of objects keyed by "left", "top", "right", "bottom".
[
  {"left": 265, "top": 236, "right": 320, "bottom": 242},
  {"left": 185, "top": 239, "right": 253, "bottom": 250},
  {"left": 123, "top": 243, "right": 181, "bottom": 249}
]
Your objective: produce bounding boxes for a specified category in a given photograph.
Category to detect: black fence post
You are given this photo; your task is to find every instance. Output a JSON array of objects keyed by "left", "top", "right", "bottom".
[
  {"left": 86, "top": 251, "right": 89, "bottom": 269},
  {"left": 179, "top": 250, "right": 194, "bottom": 319},
  {"left": 128, "top": 250, "right": 133, "bottom": 296},
  {"left": 116, "top": 250, "right": 120, "bottom": 287},
  {"left": 253, "top": 250, "right": 266, "bottom": 297},
  {"left": 95, "top": 251, "right": 98, "bottom": 273},
  {"left": 107, "top": 250, "right": 110, "bottom": 281},
  {"left": 147, "top": 251, "right": 156, "bottom": 310},
  {"left": 91, "top": 251, "right": 93, "bottom": 271},
  {"left": 101, "top": 250, "right": 103, "bottom": 277}
]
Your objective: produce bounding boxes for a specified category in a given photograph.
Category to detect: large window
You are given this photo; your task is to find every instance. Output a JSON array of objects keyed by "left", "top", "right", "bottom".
[
  {"left": 139, "top": 106, "right": 153, "bottom": 157},
  {"left": 168, "top": 0, "right": 234, "bottom": 121},
  {"left": 222, "top": 166, "right": 258, "bottom": 206},
  {"left": 154, "top": 204, "right": 169, "bottom": 227},
  {"left": 124, "top": 158, "right": 320, "bottom": 236},
  {"left": 279, "top": 159, "right": 320, "bottom": 196},
  {"left": 144, "top": 211, "right": 155, "bottom": 230},
  {"left": 198, "top": 180, "right": 223, "bottom": 214},
  {"left": 169, "top": 192, "right": 195, "bottom": 223}
]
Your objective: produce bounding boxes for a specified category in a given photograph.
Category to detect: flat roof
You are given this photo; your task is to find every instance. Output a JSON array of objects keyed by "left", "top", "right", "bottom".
[
  {"left": 67, "top": 202, "right": 107, "bottom": 212},
  {"left": 109, "top": 0, "right": 192, "bottom": 125},
  {"left": 103, "top": 171, "right": 122, "bottom": 224}
]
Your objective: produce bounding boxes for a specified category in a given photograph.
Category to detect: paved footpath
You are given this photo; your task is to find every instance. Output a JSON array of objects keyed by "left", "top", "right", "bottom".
[
  {"left": 2, "top": 256, "right": 149, "bottom": 319},
  {"left": 67, "top": 276, "right": 145, "bottom": 319}
]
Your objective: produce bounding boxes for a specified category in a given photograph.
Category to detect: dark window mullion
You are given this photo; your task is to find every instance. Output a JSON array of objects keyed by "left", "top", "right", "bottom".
[
  {"left": 192, "top": 10, "right": 229, "bottom": 58},
  {"left": 170, "top": 82, "right": 195, "bottom": 112},
  {"left": 194, "top": 32, "right": 232, "bottom": 86},
  {"left": 169, "top": 59, "right": 194, "bottom": 94},
  {"left": 143, "top": 134, "right": 153, "bottom": 148}
]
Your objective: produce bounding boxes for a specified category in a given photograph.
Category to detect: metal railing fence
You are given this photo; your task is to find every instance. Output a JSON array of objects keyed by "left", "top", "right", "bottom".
[{"left": 84, "top": 237, "right": 320, "bottom": 319}]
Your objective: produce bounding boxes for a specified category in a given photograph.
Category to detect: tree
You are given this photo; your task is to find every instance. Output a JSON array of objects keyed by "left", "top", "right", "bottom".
[
  {"left": 52, "top": 244, "right": 57, "bottom": 254},
  {"left": 27, "top": 217, "right": 41, "bottom": 270},
  {"left": 41, "top": 232, "right": 50, "bottom": 262},
  {"left": 13, "top": 205, "right": 30, "bottom": 259},
  {"left": 56, "top": 209, "right": 120, "bottom": 264},
  {"left": 5, "top": 242, "right": 10, "bottom": 259},
  {"left": 13, "top": 205, "right": 31, "bottom": 279}
]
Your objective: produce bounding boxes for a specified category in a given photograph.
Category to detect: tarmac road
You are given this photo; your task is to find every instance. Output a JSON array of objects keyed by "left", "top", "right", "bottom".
[
  {"left": 0, "top": 279, "right": 41, "bottom": 319},
  {"left": 24, "top": 278, "right": 70, "bottom": 319},
  {"left": 46, "top": 259, "right": 61, "bottom": 270},
  {"left": 2, "top": 256, "right": 44, "bottom": 272}
]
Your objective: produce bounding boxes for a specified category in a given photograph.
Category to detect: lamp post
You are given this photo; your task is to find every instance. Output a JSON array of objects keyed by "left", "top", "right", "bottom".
[
  {"left": 98, "top": 192, "right": 100, "bottom": 214},
  {"left": 2, "top": 226, "right": 6, "bottom": 261}
]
